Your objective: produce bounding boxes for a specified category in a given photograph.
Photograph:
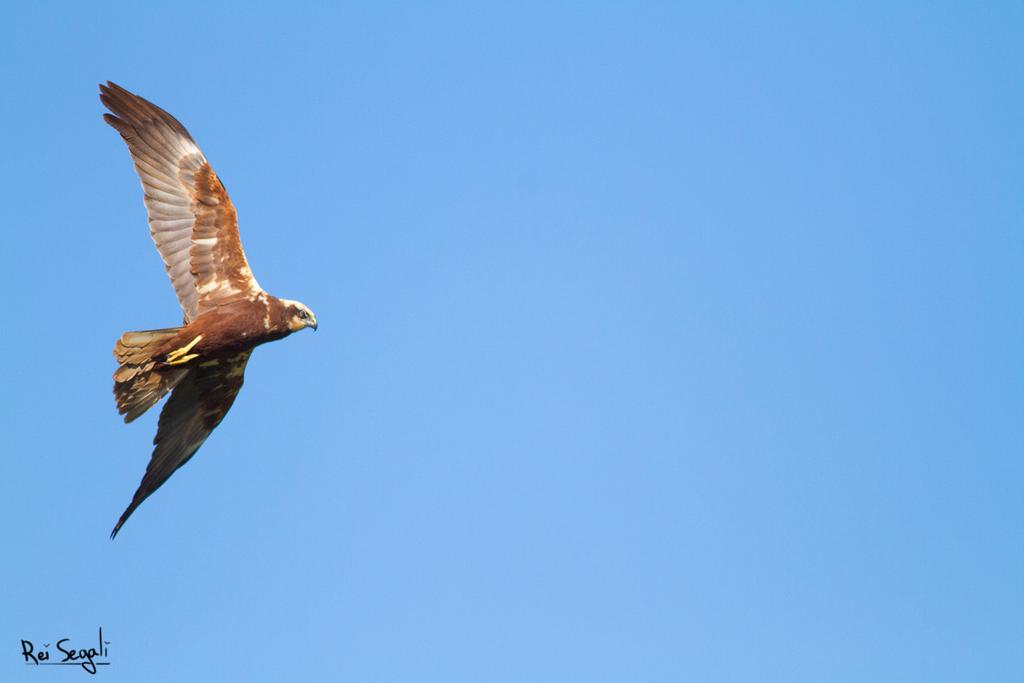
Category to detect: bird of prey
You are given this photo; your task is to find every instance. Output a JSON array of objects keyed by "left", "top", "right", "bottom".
[{"left": 101, "top": 82, "right": 317, "bottom": 538}]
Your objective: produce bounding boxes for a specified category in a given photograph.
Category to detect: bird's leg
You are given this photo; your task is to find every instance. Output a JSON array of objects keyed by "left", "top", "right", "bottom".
[{"left": 165, "top": 335, "right": 203, "bottom": 365}]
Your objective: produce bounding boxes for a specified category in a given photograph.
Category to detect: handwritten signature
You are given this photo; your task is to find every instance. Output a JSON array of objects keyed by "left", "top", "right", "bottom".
[{"left": 21, "top": 628, "right": 110, "bottom": 675}]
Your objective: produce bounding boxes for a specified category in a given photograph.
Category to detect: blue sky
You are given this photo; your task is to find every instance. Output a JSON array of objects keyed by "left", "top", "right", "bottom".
[{"left": 2, "top": 2, "right": 1022, "bottom": 681}]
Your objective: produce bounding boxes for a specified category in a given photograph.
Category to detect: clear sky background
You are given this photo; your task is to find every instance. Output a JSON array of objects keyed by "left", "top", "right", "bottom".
[{"left": 1, "top": 2, "right": 1021, "bottom": 681}]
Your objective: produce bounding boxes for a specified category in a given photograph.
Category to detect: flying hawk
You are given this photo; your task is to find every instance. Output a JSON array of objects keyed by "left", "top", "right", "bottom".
[{"left": 101, "top": 82, "right": 317, "bottom": 538}]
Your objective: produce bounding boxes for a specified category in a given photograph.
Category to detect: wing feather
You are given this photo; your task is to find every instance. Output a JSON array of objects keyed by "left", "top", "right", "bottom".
[
  {"left": 101, "top": 81, "right": 262, "bottom": 322},
  {"left": 110, "top": 351, "right": 252, "bottom": 538}
]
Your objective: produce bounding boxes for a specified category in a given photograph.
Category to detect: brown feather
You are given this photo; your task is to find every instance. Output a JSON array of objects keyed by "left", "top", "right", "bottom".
[
  {"left": 110, "top": 351, "right": 251, "bottom": 538},
  {"left": 100, "top": 81, "right": 262, "bottom": 322},
  {"left": 112, "top": 328, "right": 188, "bottom": 422}
]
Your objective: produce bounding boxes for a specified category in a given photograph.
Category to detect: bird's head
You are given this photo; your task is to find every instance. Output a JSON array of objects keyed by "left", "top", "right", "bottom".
[{"left": 281, "top": 299, "right": 318, "bottom": 332}]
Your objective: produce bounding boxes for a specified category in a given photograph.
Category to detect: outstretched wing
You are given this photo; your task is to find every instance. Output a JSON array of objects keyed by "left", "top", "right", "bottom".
[
  {"left": 100, "top": 82, "right": 262, "bottom": 323},
  {"left": 111, "top": 351, "right": 252, "bottom": 538}
]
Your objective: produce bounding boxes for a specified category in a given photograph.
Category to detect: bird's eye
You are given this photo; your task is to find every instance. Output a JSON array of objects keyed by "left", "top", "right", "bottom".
[{"left": 298, "top": 310, "right": 309, "bottom": 320}]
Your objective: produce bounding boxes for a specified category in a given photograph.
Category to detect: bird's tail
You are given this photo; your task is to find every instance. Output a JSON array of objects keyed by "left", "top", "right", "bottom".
[{"left": 113, "top": 328, "right": 188, "bottom": 422}]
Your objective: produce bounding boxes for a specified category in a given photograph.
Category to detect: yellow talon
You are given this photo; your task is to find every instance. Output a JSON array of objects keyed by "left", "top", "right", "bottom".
[{"left": 165, "top": 335, "right": 203, "bottom": 364}]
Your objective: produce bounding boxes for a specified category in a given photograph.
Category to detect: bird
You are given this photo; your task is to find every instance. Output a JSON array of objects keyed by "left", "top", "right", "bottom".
[{"left": 100, "top": 81, "right": 317, "bottom": 538}]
